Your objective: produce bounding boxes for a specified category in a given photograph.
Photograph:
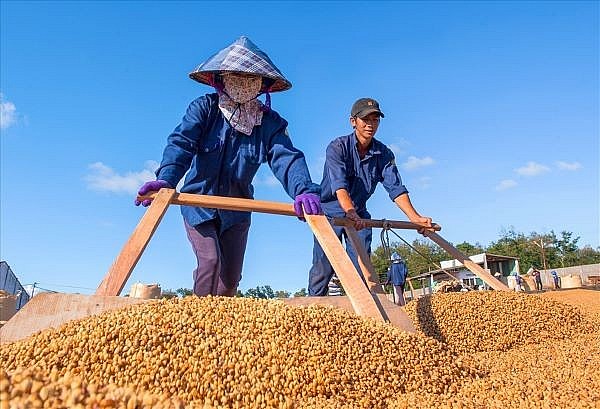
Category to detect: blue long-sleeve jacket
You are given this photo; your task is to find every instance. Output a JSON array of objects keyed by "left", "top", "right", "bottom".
[
  {"left": 387, "top": 261, "right": 408, "bottom": 286},
  {"left": 320, "top": 132, "right": 408, "bottom": 218},
  {"left": 155, "top": 93, "right": 319, "bottom": 230}
]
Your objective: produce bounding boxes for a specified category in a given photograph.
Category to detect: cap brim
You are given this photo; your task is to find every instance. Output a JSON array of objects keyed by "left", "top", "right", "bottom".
[{"left": 356, "top": 108, "right": 384, "bottom": 118}]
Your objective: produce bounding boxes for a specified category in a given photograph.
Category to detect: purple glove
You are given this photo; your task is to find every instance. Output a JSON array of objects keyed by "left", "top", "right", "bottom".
[
  {"left": 134, "top": 180, "right": 171, "bottom": 207},
  {"left": 293, "top": 193, "right": 322, "bottom": 221}
]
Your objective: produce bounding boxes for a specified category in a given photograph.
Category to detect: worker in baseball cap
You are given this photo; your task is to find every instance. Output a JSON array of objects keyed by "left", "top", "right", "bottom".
[{"left": 308, "top": 97, "right": 437, "bottom": 296}]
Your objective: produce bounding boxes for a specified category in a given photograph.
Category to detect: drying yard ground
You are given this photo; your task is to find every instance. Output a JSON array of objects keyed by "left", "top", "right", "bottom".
[{"left": 1, "top": 289, "right": 599, "bottom": 408}]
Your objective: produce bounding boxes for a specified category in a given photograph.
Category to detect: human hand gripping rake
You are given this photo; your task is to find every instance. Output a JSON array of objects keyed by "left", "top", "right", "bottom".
[{"left": 95, "top": 189, "right": 509, "bottom": 333}]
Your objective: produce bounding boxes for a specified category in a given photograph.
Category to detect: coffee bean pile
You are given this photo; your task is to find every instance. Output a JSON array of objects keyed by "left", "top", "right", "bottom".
[{"left": 2, "top": 290, "right": 598, "bottom": 408}]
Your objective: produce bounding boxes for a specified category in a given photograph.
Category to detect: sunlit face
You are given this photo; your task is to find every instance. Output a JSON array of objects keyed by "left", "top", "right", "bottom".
[
  {"left": 221, "top": 73, "right": 263, "bottom": 103},
  {"left": 350, "top": 112, "right": 381, "bottom": 142}
]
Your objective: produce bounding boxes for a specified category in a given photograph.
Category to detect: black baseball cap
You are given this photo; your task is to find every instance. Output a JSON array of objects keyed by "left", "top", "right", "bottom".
[{"left": 351, "top": 98, "right": 385, "bottom": 119}]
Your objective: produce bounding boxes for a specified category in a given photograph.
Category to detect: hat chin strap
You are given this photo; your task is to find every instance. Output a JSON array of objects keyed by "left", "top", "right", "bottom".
[{"left": 261, "top": 92, "right": 271, "bottom": 112}]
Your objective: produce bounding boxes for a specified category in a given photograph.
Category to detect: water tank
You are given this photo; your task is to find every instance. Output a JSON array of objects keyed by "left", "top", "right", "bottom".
[{"left": 561, "top": 275, "right": 582, "bottom": 289}]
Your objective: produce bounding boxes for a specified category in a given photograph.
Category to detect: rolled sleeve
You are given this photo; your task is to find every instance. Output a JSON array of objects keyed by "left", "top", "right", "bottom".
[
  {"left": 326, "top": 141, "right": 349, "bottom": 193},
  {"left": 381, "top": 150, "right": 408, "bottom": 201}
]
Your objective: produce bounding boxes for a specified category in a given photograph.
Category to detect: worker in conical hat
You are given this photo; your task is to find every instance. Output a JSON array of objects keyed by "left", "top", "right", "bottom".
[
  {"left": 188, "top": 36, "right": 292, "bottom": 95},
  {"left": 135, "top": 36, "right": 322, "bottom": 297}
]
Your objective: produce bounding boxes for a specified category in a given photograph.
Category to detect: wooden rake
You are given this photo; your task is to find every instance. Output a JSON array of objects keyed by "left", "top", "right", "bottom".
[
  {"left": 1, "top": 189, "right": 509, "bottom": 343},
  {"left": 96, "top": 189, "right": 509, "bottom": 331}
]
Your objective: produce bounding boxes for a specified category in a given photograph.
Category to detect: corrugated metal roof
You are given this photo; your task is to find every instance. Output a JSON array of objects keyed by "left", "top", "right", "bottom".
[{"left": 0, "top": 261, "right": 31, "bottom": 309}]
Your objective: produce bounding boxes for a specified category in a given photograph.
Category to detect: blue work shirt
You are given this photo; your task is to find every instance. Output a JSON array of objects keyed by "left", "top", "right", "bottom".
[
  {"left": 387, "top": 261, "right": 408, "bottom": 286},
  {"left": 320, "top": 132, "right": 408, "bottom": 218},
  {"left": 155, "top": 93, "right": 319, "bottom": 230}
]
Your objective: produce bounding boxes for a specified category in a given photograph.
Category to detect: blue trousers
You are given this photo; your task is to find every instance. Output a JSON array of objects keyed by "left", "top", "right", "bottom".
[{"left": 308, "top": 223, "right": 372, "bottom": 296}]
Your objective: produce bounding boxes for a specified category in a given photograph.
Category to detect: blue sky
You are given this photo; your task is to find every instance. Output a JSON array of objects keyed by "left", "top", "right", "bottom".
[{"left": 1, "top": 1, "right": 598, "bottom": 295}]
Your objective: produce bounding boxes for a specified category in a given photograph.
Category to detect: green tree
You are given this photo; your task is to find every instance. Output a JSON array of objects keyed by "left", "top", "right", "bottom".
[
  {"left": 404, "top": 238, "right": 446, "bottom": 276},
  {"left": 293, "top": 288, "right": 307, "bottom": 297},
  {"left": 274, "top": 290, "right": 291, "bottom": 299},
  {"left": 455, "top": 241, "right": 484, "bottom": 256},
  {"left": 527, "top": 232, "right": 559, "bottom": 270},
  {"left": 577, "top": 245, "right": 600, "bottom": 265},
  {"left": 373, "top": 227, "right": 597, "bottom": 284},
  {"left": 553, "top": 230, "right": 580, "bottom": 267},
  {"left": 467, "top": 228, "right": 594, "bottom": 270},
  {"left": 176, "top": 288, "right": 193, "bottom": 297},
  {"left": 487, "top": 227, "right": 540, "bottom": 268},
  {"left": 244, "top": 285, "right": 275, "bottom": 299},
  {"left": 371, "top": 238, "right": 446, "bottom": 284}
]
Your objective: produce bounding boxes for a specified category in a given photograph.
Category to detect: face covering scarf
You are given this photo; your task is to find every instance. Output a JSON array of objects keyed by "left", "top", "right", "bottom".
[{"left": 218, "top": 74, "right": 264, "bottom": 135}]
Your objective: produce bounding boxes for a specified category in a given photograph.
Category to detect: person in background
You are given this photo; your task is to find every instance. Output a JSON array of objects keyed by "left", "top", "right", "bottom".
[
  {"left": 532, "top": 267, "right": 543, "bottom": 291},
  {"left": 385, "top": 252, "right": 409, "bottom": 306},
  {"left": 308, "top": 97, "right": 437, "bottom": 296},
  {"left": 514, "top": 272, "right": 524, "bottom": 292},
  {"left": 135, "top": 36, "right": 321, "bottom": 297},
  {"left": 551, "top": 270, "right": 561, "bottom": 289}
]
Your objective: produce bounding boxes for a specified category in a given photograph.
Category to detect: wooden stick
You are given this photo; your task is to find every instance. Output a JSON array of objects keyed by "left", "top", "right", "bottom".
[
  {"left": 424, "top": 231, "right": 510, "bottom": 291},
  {"left": 342, "top": 225, "right": 420, "bottom": 331},
  {"left": 408, "top": 279, "right": 416, "bottom": 301},
  {"left": 139, "top": 192, "right": 296, "bottom": 216},
  {"left": 342, "top": 226, "right": 386, "bottom": 294},
  {"left": 96, "top": 188, "right": 176, "bottom": 296},
  {"left": 305, "top": 214, "right": 387, "bottom": 322}
]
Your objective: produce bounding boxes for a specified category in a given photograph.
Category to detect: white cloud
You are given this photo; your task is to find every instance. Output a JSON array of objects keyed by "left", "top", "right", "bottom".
[
  {"left": 388, "top": 143, "right": 404, "bottom": 157},
  {"left": 495, "top": 179, "right": 518, "bottom": 191},
  {"left": 515, "top": 161, "right": 550, "bottom": 177},
  {"left": 401, "top": 156, "right": 435, "bottom": 171},
  {"left": 388, "top": 136, "right": 410, "bottom": 156},
  {"left": 416, "top": 176, "right": 432, "bottom": 189},
  {"left": 556, "top": 161, "right": 582, "bottom": 171},
  {"left": 0, "top": 93, "right": 17, "bottom": 130},
  {"left": 309, "top": 155, "right": 326, "bottom": 182},
  {"left": 254, "top": 174, "right": 280, "bottom": 187},
  {"left": 85, "top": 160, "right": 159, "bottom": 194}
]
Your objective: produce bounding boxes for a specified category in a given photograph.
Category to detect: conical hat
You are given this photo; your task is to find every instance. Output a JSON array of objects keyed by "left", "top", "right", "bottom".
[{"left": 189, "top": 36, "right": 292, "bottom": 93}]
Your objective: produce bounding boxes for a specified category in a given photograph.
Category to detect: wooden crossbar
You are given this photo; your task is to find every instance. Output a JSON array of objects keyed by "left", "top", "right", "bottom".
[{"left": 332, "top": 217, "right": 441, "bottom": 232}]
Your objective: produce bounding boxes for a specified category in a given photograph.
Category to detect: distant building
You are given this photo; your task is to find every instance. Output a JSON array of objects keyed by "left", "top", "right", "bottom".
[{"left": 0, "top": 261, "right": 31, "bottom": 310}]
